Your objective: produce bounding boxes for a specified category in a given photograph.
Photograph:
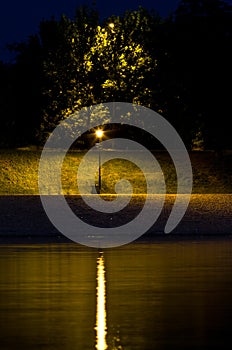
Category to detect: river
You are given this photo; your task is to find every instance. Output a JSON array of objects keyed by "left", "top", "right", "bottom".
[{"left": 0, "top": 239, "right": 232, "bottom": 349}]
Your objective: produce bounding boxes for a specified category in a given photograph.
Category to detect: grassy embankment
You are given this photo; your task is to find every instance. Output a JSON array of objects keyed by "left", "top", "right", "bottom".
[{"left": 0, "top": 149, "right": 231, "bottom": 195}]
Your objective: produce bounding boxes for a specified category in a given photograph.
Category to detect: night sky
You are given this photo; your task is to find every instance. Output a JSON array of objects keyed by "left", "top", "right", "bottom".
[{"left": 0, "top": 0, "right": 180, "bottom": 62}]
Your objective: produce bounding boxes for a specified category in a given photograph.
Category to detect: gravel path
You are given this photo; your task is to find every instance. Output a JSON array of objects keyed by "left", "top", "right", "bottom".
[{"left": 0, "top": 194, "right": 231, "bottom": 243}]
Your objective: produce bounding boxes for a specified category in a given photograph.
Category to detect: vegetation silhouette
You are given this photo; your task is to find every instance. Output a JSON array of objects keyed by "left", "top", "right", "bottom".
[{"left": 0, "top": 1, "right": 231, "bottom": 151}]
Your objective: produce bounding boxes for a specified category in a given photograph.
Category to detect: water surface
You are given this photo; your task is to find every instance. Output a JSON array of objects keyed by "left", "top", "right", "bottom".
[{"left": 0, "top": 239, "right": 232, "bottom": 349}]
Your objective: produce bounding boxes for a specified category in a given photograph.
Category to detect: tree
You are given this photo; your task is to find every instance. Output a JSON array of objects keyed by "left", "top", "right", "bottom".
[
  {"left": 172, "top": 0, "right": 232, "bottom": 150},
  {"left": 3, "top": 2, "right": 231, "bottom": 150},
  {"left": 1, "top": 35, "right": 43, "bottom": 146},
  {"left": 84, "top": 10, "right": 157, "bottom": 106},
  {"left": 39, "top": 7, "right": 158, "bottom": 142},
  {"left": 0, "top": 61, "right": 11, "bottom": 146},
  {"left": 39, "top": 7, "right": 99, "bottom": 142}
]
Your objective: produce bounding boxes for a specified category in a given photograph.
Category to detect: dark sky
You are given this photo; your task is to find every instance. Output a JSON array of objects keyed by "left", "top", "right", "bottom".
[{"left": 0, "top": 0, "right": 180, "bottom": 62}]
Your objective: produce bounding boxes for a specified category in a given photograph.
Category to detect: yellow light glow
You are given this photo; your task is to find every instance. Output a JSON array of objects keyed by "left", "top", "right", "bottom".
[
  {"left": 96, "top": 130, "right": 104, "bottom": 139},
  {"left": 108, "top": 22, "right": 114, "bottom": 29},
  {"left": 95, "top": 254, "right": 107, "bottom": 350}
]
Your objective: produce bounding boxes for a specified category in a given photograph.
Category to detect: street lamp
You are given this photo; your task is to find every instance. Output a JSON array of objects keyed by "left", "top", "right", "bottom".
[
  {"left": 96, "top": 129, "right": 103, "bottom": 139},
  {"left": 96, "top": 129, "right": 104, "bottom": 193}
]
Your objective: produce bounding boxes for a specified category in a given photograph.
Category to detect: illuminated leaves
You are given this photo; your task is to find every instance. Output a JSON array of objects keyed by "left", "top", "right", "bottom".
[
  {"left": 87, "top": 17, "right": 156, "bottom": 105},
  {"left": 40, "top": 7, "right": 157, "bottom": 138}
]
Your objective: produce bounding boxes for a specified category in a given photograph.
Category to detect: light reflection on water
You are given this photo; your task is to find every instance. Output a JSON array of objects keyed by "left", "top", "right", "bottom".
[
  {"left": 0, "top": 239, "right": 232, "bottom": 349},
  {"left": 95, "top": 253, "right": 107, "bottom": 350}
]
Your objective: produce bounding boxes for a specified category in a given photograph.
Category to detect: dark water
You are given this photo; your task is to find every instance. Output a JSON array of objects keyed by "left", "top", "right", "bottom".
[{"left": 0, "top": 239, "right": 232, "bottom": 350}]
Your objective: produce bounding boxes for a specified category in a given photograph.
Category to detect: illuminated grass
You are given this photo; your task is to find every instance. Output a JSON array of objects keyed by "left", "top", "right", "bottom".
[
  {"left": 0, "top": 149, "right": 231, "bottom": 194},
  {"left": 0, "top": 150, "right": 40, "bottom": 195}
]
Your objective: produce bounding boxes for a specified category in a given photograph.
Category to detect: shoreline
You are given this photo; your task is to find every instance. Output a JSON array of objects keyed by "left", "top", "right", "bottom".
[{"left": 0, "top": 194, "right": 232, "bottom": 244}]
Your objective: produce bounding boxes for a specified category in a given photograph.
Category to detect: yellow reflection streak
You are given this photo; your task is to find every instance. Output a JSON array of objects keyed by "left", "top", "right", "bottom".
[{"left": 95, "top": 253, "right": 108, "bottom": 350}]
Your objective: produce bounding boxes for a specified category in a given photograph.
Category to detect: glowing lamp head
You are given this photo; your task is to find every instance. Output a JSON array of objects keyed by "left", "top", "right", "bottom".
[{"left": 96, "top": 130, "right": 103, "bottom": 139}]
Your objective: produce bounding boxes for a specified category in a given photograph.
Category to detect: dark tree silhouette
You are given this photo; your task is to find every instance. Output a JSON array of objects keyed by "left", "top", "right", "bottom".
[
  {"left": 0, "top": 2, "right": 231, "bottom": 150},
  {"left": 171, "top": 0, "right": 232, "bottom": 150},
  {"left": 2, "top": 36, "right": 43, "bottom": 146}
]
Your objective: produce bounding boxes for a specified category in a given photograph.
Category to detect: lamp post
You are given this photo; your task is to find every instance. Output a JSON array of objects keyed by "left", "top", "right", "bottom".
[{"left": 96, "top": 130, "right": 104, "bottom": 193}]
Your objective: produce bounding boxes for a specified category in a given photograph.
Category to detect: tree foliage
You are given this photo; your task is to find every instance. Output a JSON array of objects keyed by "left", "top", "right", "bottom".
[
  {"left": 0, "top": 1, "right": 232, "bottom": 150},
  {"left": 39, "top": 7, "right": 157, "bottom": 140}
]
